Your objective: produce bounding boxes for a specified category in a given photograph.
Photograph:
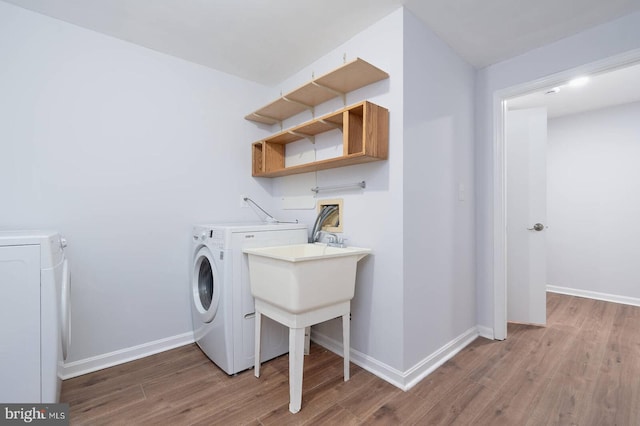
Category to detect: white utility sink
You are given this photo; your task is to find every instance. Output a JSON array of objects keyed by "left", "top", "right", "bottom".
[
  {"left": 244, "top": 242, "right": 371, "bottom": 413},
  {"left": 243, "top": 243, "right": 371, "bottom": 314}
]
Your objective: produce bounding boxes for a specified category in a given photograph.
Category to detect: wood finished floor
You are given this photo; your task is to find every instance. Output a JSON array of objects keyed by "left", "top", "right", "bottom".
[{"left": 62, "top": 293, "right": 640, "bottom": 425}]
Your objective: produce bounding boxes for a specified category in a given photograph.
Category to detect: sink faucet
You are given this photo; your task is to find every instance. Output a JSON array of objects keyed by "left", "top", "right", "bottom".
[
  {"left": 314, "top": 231, "right": 346, "bottom": 247},
  {"left": 314, "top": 230, "right": 336, "bottom": 243}
]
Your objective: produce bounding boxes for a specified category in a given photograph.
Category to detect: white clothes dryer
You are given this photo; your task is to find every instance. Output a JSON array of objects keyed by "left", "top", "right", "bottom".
[
  {"left": 191, "top": 222, "right": 307, "bottom": 375},
  {"left": 0, "top": 230, "right": 70, "bottom": 403}
]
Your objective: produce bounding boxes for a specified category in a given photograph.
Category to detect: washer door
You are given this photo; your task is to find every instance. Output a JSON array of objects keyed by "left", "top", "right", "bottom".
[{"left": 192, "top": 247, "right": 221, "bottom": 323}]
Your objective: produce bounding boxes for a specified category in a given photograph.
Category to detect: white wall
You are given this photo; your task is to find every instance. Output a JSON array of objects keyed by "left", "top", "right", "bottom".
[
  {"left": 269, "top": 9, "right": 406, "bottom": 373},
  {"left": 402, "top": 11, "right": 476, "bottom": 370},
  {"left": 475, "top": 11, "right": 640, "bottom": 332},
  {"left": 1, "top": 1, "right": 475, "bottom": 386},
  {"left": 0, "top": 2, "right": 272, "bottom": 364},
  {"left": 547, "top": 101, "right": 640, "bottom": 300},
  {"left": 265, "top": 8, "right": 477, "bottom": 384},
  {"left": 2, "top": 2, "right": 476, "bottom": 386}
]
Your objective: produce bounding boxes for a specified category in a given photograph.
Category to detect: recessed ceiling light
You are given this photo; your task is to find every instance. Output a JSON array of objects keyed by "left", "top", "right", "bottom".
[{"left": 568, "top": 77, "right": 589, "bottom": 87}]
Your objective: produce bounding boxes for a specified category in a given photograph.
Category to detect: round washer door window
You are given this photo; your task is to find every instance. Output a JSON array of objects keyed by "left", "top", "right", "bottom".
[{"left": 192, "top": 247, "right": 220, "bottom": 323}]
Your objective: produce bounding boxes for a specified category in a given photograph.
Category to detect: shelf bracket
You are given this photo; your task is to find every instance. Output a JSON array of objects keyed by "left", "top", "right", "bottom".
[
  {"left": 311, "top": 81, "right": 346, "bottom": 106},
  {"left": 318, "top": 119, "right": 343, "bottom": 132},
  {"left": 288, "top": 130, "right": 315, "bottom": 144},
  {"left": 251, "top": 112, "right": 281, "bottom": 126},
  {"left": 282, "top": 96, "right": 314, "bottom": 116}
]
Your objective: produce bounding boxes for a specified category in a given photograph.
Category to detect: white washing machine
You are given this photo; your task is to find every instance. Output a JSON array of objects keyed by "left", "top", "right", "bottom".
[
  {"left": 0, "top": 230, "right": 71, "bottom": 403},
  {"left": 191, "top": 222, "right": 307, "bottom": 375}
]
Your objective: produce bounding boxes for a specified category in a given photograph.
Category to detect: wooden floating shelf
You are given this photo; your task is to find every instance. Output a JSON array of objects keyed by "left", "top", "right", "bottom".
[
  {"left": 245, "top": 58, "right": 389, "bottom": 125},
  {"left": 252, "top": 101, "right": 388, "bottom": 178}
]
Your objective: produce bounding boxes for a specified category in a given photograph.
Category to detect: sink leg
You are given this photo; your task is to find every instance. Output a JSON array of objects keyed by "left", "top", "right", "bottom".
[
  {"left": 342, "top": 313, "right": 350, "bottom": 381},
  {"left": 289, "top": 327, "right": 305, "bottom": 413},
  {"left": 254, "top": 310, "right": 262, "bottom": 378}
]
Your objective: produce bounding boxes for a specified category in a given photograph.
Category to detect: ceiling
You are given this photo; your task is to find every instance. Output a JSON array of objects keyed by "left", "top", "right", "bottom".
[
  {"left": 507, "top": 62, "right": 640, "bottom": 118},
  {"left": 4, "top": 0, "right": 640, "bottom": 86}
]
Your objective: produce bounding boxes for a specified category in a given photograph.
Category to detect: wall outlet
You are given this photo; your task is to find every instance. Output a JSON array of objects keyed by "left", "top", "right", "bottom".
[{"left": 240, "top": 195, "right": 249, "bottom": 208}]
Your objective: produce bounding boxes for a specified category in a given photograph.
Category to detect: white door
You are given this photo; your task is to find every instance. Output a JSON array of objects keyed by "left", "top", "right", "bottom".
[{"left": 506, "top": 108, "right": 547, "bottom": 326}]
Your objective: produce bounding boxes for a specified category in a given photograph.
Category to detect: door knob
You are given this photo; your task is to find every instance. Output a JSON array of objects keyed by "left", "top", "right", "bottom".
[{"left": 528, "top": 223, "right": 544, "bottom": 231}]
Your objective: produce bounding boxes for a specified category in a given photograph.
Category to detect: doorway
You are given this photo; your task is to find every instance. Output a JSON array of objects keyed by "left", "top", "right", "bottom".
[{"left": 493, "top": 55, "right": 640, "bottom": 340}]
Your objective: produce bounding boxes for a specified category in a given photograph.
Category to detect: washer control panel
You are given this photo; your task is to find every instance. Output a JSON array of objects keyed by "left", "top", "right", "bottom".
[{"left": 193, "top": 226, "right": 225, "bottom": 249}]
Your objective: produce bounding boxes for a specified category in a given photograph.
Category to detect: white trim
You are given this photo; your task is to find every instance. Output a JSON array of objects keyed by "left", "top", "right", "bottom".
[
  {"left": 311, "top": 330, "right": 406, "bottom": 389},
  {"left": 547, "top": 285, "right": 640, "bottom": 307},
  {"left": 60, "top": 332, "right": 195, "bottom": 379},
  {"left": 402, "top": 327, "right": 479, "bottom": 390},
  {"left": 477, "top": 325, "right": 494, "bottom": 340},
  {"left": 311, "top": 326, "right": 479, "bottom": 391},
  {"left": 493, "top": 96, "right": 508, "bottom": 341},
  {"left": 491, "top": 48, "right": 640, "bottom": 342}
]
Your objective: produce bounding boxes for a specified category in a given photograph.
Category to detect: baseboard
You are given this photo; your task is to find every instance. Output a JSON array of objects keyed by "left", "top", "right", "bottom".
[
  {"left": 60, "top": 331, "right": 195, "bottom": 379},
  {"left": 402, "top": 327, "right": 479, "bottom": 390},
  {"left": 310, "top": 330, "right": 407, "bottom": 389},
  {"left": 547, "top": 285, "right": 640, "bottom": 307},
  {"left": 476, "top": 325, "right": 495, "bottom": 340},
  {"left": 311, "top": 326, "right": 479, "bottom": 391}
]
